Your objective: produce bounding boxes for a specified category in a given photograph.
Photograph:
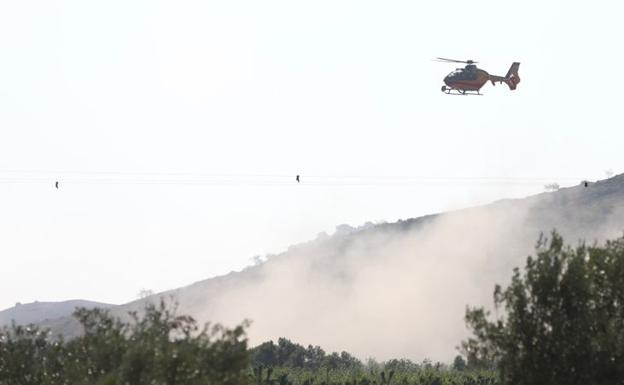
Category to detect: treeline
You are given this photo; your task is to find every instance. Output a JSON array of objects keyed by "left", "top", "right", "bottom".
[
  {"left": 0, "top": 301, "right": 250, "bottom": 385},
  {"left": 251, "top": 338, "right": 361, "bottom": 370},
  {"left": 249, "top": 339, "right": 498, "bottom": 385},
  {"left": 0, "top": 302, "right": 494, "bottom": 385},
  {"left": 251, "top": 338, "right": 483, "bottom": 370}
]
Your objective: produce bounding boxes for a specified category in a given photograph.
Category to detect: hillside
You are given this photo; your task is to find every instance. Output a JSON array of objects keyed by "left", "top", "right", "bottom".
[
  {"left": 0, "top": 300, "right": 112, "bottom": 326},
  {"left": 38, "top": 175, "right": 624, "bottom": 361}
]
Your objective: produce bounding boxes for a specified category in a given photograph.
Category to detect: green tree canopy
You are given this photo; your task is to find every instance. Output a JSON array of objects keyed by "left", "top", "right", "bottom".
[
  {"left": 250, "top": 337, "right": 362, "bottom": 371},
  {"left": 462, "top": 231, "right": 624, "bottom": 385},
  {"left": 0, "top": 299, "right": 250, "bottom": 385}
]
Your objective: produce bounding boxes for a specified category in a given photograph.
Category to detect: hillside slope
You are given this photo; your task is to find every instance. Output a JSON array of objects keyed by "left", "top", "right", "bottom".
[
  {"left": 41, "top": 175, "right": 624, "bottom": 361},
  {"left": 0, "top": 300, "right": 112, "bottom": 326}
]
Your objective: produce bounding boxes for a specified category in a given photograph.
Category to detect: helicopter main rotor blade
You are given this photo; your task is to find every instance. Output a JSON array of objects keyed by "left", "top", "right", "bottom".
[
  {"left": 434, "top": 57, "right": 466, "bottom": 63},
  {"left": 433, "top": 57, "right": 478, "bottom": 64}
]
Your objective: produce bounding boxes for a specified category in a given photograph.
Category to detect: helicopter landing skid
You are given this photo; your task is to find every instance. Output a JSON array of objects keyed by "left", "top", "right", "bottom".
[{"left": 441, "top": 86, "right": 482, "bottom": 96}]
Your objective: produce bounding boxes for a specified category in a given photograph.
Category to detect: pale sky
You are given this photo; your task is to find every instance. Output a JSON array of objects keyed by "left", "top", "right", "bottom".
[{"left": 1, "top": 0, "right": 623, "bottom": 310}]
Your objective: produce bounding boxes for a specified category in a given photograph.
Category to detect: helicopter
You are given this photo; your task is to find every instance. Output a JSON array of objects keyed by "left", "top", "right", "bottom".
[{"left": 435, "top": 58, "right": 520, "bottom": 95}]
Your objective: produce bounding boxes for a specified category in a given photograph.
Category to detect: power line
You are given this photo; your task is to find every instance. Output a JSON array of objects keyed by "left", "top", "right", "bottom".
[
  {"left": 0, "top": 168, "right": 591, "bottom": 180},
  {"left": 0, "top": 169, "right": 595, "bottom": 187}
]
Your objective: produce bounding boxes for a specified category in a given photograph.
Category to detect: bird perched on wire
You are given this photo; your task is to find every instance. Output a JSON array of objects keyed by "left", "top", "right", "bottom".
[{"left": 296, "top": 175, "right": 300, "bottom": 183}]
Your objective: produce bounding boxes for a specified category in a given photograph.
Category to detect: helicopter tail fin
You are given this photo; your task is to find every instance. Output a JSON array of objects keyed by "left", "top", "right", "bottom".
[{"left": 503, "top": 62, "right": 520, "bottom": 90}]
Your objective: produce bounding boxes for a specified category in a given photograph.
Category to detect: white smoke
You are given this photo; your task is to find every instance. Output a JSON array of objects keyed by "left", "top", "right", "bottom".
[
  {"left": 187, "top": 179, "right": 624, "bottom": 362},
  {"left": 185, "top": 201, "right": 536, "bottom": 361}
]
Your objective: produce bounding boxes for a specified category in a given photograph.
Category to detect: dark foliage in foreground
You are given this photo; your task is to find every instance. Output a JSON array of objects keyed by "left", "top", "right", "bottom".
[
  {"left": 248, "top": 365, "right": 498, "bottom": 385},
  {"left": 463, "top": 231, "right": 624, "bottom": 385},
  {"left": 250, "top": 339, "right": 497, "bottom": 385},
  {"left": 0, "top": 301, "right": 496, "bottom": 385},
  {"left": 0, "top": 300, "right": 250, "bottom": 385}
]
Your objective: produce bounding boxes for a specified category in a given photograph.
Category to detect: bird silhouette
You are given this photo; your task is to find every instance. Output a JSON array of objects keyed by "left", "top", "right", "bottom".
[
  {"left": 55, "top": 181, "right": 59, "bottom": 189},
  {"left": 296, "top": 175, "right": 300, "bottom": 183}
]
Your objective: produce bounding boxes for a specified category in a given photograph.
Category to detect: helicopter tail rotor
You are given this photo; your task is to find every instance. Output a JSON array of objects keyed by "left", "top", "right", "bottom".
[{"left": 503, "top": 62, "right": 521, "bottom": 90}]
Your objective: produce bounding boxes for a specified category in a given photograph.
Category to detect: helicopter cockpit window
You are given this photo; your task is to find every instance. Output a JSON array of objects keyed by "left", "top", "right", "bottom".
[
  {"left": 447, "top": 68, "right": 477, "bottom": 81},
  {"left": 447, "top": 70, "right": 463, "bottom": 79}
]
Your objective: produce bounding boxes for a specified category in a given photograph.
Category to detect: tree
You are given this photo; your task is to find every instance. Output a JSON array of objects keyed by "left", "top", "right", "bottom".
[
  {"left": 0, "top": 299, "right": 250, "bottom": 385},
  {"left": 253, "top": 341, "right": 279, "bottom": 368},
  {"left": 543, "top": 183, "right": 560, "bottom": 192},
  {"left": 384, "top": 358, "right": 419, "bottom": 373},
  {"left": 462, "top": 231, "right": 624, "bottom": 385},
  {"left": 0, "top": 323, "right": 53, "bottom": 385},
  {"left": 452, "top": 355, "right": 466, "bottom": 371}
]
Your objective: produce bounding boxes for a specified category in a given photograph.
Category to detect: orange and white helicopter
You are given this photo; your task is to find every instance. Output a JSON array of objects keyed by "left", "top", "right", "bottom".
[{"left": 435, "top": 58, "right": 520, "bottom": 95}]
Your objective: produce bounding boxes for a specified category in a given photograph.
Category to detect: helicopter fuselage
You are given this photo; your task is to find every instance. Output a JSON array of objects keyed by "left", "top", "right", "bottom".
[{"left": 442, "top": 66, "right": 490, "bottom": 93}]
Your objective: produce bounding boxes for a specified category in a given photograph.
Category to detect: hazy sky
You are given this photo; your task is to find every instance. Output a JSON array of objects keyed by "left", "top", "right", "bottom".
[{"left": 1, "top": 0, "right": 623, "bottom": 310}]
